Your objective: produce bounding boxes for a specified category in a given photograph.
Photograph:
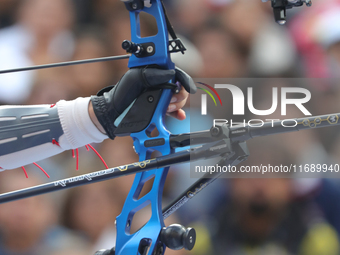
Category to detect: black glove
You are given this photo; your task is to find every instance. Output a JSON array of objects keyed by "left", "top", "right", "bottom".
[{"left": 91, "top": 67, "right": 196, "bottom": 139}]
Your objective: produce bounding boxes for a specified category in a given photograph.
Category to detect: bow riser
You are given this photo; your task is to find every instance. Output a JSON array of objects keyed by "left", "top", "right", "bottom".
[
  {"left": 116, "top": 1, "right": 175, "bottom": 254},
  {"left": 127, "top": 0, "right": 174, "bottom": 70}
]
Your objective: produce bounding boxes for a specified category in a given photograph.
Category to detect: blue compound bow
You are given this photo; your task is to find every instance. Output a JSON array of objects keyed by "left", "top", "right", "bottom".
[{"left": 0, "top": 1, "right": 314, "bottom": 255}]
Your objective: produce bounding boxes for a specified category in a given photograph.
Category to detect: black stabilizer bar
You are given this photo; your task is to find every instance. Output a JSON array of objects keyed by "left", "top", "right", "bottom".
[
  {"left": 170, "top": 113, "right": 340, "bottom": 148},
  {"left": 0, "top": 140, "right": 229, "bottom": 204},
  {"left": 230, "top": 113, "right": 340, "bottom": 142}
]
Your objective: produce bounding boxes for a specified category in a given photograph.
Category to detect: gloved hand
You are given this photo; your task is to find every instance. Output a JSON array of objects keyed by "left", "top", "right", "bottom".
[{"left": 90, "top": 66, "right": 196, "bottom": 139}]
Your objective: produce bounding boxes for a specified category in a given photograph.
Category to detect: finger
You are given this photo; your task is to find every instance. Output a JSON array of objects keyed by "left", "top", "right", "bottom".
[
  {"left": 168, "top": 98, "right": 188, "bottom": 113},
  {"left": 166, "top": 109, "right": 186, "bottom": 120},
  {"left": 170, "top": 86, "right": 189, "bottom": 104}
]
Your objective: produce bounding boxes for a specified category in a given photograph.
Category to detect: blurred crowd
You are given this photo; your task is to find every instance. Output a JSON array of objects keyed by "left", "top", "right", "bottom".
[{"left": 1, "top": 0, "right": 340, "bottom": 255}]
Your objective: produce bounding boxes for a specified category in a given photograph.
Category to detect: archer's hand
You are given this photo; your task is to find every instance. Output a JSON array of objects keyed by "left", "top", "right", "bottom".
[
  {"left": 167, "top": 85, "right": 189, "bottom": 120},
  {"left": 90, "top": 67, "right": 196, "bottom": 139}
]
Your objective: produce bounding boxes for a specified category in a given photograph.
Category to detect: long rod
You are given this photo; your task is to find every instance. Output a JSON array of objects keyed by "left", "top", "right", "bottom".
[
  {"left": 230, "top": 113, "right": 340, "bottom": 142},
  {"left": 163, "top": 113, "right": 340, "bottom": 217},
  {"left": 162, "top": 140, "right": 248, "bottom": 218},
  {"left": 0, "top": 54, "right": 131, "bottom": 74},
  {"left": 171, "top": 113, "right": 340, "bottom": 148},
  {"left": 0, "top": 154, "right": 182, "bottom": 204},
  {"left": 162, "top": 166, "right": 221, "bottom": 219},
  {"left": 0, "top": 140, "right": 226, "bottom": 204},
  {"left": 0, "top": 160, "right": 157, "bottom": 204}
]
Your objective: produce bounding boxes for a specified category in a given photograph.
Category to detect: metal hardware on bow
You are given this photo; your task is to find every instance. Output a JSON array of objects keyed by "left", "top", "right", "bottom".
[{"left": 262, "top": 0, "right": 312, "bottom": 24}]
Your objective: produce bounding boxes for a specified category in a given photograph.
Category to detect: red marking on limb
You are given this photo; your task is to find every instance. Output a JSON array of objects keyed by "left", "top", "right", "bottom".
[
  {"left": 76, "top": 148, "right": 79, "bottom": 171},
  {"left": 52, "top": 139, "right": 60, "bottom": 146},
  {"left": 21, "top": 166, "right": 28, "bottom": 178},
  {"left": 71, "top": 149, "right": 79, "bottom": 171},
  {"left": 85, "top": 145, "right": 89, "bottom": 151},
  {"left": 33, "top": 163, "right": 50, "bottom": 178},
  {"left": 50, "top": 104, "right": 56, "bottom": 108},
  {"left": 87, "top": 144, "right": 109, "bottom": 169}
]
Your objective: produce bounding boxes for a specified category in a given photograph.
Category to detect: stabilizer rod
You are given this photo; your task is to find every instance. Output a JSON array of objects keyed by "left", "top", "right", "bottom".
[
  {"left": 230, "top": 113, "right": 340, "bottom": 142},
  {"left": 170, "top": 113, "right": 340, "bottom": 147},
  {"left": 0, "top": 140, "right": 227, "bottom": 204}
]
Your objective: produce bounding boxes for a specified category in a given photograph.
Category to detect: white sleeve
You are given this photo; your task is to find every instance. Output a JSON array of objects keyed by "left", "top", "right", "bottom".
[
  {"left": 57, "top": 97, "right": 108, "bottom": 149},
  {"left": 0, "top": 97, "right": 108, "bottom": 170}
]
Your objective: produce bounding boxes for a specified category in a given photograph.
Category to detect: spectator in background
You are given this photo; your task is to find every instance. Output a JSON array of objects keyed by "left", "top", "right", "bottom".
[
  {"left": 173, "top": 0, "right": 212, "bottom": 39},
  {"left": 0, "top": 0, "right": 75, "bottom": 104},
  {"left": 313, "top": 5, "right": 340, "bottom": 78},
  {"left": 0, "top": 170, "right": 89, "bottom": 255},
  {"left": 0, "top": 0, "right": 20, "bottom": 28},
  {"left": 69, "top": 27, "right": 113, "bottom": 97},
  {"left": 222, "top": 0, "right": 298, "bottom": 77},
  {"left": 62, "top": 178, "right": 122, "bottom": 254},
  {"left": 192, "top": 23, "right": 246, "bottom": 78},
  {"left": 206, "top": 178, "right": 339, "bottom": 255},
  {"left": 191, "top": 138, "right": 339, "bottom": 255},
  {"left": 290, "top": 0, "right": 340, "bottom": 79},
  {"left": 25, "top": 68, "right": 76, "bottom": 105},
  {"left": 221, "top": 0, "right": 267, "bottom": 52}
]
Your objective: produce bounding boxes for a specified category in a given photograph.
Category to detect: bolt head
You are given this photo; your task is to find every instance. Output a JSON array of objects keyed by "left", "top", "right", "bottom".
[
  {"left": 211, "top": 127, "right": 220, "bottom": 136},
  {"left": 147, "top": 46, "right": 154, "bottom": 53},
  {"left": 148, "top": 96, "right": 154, "bottom": 103}
]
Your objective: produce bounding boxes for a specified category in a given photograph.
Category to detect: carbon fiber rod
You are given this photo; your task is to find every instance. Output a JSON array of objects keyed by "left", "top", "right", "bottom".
[
  {"left": 0, "top": 140, "right": 226, "bottom": 204},
  {"left": 230, "top": 113, "right": 340, "bottom": 142},
  {"left": 170, "top": 113, "right": 340, "bottom": 147}
]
